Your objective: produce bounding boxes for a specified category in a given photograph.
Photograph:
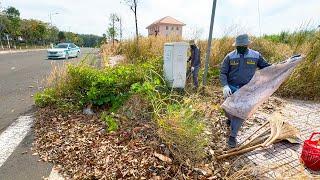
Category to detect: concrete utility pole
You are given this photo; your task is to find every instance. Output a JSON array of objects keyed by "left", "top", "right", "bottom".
[{"left": 202, "top": 0, "right": 217, "bottom": 86}]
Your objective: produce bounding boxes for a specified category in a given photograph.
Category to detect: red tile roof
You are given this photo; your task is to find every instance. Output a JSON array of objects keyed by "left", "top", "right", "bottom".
[{"left": 146, "top": 16, "right": 185, "bottom": 29}]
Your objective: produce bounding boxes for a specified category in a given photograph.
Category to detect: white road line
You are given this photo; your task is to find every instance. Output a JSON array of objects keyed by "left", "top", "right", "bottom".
[
  {"left": 0, "top": 116, "right": 33, "bottom": 167},
  {"left": 48, "top": 167, "right": 65, "bottom": 180}
]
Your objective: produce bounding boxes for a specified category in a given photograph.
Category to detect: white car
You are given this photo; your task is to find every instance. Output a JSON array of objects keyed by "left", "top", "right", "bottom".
[{"left": 47, "top": 43, "right": 81, "bottom": 59}]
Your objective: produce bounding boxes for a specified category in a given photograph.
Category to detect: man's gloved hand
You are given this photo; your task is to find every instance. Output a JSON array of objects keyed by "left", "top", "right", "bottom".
[
  {"left": 223, "top": 85, "right": 232, "bottom": 98},
  {"left": 191, "top": 66, "right": 195, "bottom": 72}
]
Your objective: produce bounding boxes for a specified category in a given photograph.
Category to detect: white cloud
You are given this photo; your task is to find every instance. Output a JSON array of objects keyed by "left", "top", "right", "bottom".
[{"left": 1, "top": 0, "right": 320, "bottom": 39}]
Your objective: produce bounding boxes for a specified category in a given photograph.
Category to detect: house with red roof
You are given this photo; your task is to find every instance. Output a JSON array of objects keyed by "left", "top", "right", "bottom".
[{"left": 146, "top": 16, "right": 185, "bottom": 37}]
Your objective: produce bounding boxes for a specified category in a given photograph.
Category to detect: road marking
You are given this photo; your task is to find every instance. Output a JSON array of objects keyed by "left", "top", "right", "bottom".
[
  {"left": 0, "top": 116, "right": 33, "bottom": 167},
  {"left": 48, "top": 167, "right": 65, "bottom": 180}
]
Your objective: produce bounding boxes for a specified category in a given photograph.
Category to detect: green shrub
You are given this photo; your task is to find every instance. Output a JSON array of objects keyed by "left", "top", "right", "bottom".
[
  {"left": 67, "top": 64, "right": 143, "bottom": 107},
  {"left": 101, "top": 112, "right": 119, "bottom": 132},
  {"left": 35, "top": 58, "right": 162, "bottom": 111},
  {"left": 34, "top": 88, "right": 57, "bottom": 107}
]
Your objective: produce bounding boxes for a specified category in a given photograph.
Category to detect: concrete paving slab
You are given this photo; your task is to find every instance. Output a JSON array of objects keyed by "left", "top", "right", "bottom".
[{"left": 238, "top": 99, "right": 320, "bottom": 179}]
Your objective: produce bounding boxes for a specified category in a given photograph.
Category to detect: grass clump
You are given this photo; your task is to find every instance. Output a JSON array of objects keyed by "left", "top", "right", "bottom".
[
  {"left": 131, "top": 69, "right": 208, "bottom": 163},
  {"left": 157, "top": 102, "right": 207, "bottom": 163}
]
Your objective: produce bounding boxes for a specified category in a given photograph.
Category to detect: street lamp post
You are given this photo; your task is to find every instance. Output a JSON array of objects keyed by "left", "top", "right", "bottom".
[
  {"left": 49, "top": 12, "right": 59, "bottom": 26},
  {"left": 49, "top": 12, "right": 59, "bottom": 47}
]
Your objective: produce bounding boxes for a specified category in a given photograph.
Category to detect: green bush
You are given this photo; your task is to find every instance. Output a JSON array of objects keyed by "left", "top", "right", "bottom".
[
  {"left": 34, "top": 88, "right": 57, "bottom": 107},
  {"left": 101, "top": 112, "right": 119, "bottom": 132},
  {"left": 35, "top": 57, "right": 162, "bottom": 111}
]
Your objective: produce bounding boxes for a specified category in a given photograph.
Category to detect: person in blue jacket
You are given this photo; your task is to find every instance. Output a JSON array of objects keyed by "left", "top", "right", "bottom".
[
  {"left": 220, "top": 34, "right": 271, "bottom": 148},
  {"left": 188, "top": 40, "right": 201, "bottom": 88}
]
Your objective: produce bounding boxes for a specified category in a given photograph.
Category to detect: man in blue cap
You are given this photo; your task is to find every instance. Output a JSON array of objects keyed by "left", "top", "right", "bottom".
[{"left": 220, "top": 34, "right": 271, "bottom": 148}]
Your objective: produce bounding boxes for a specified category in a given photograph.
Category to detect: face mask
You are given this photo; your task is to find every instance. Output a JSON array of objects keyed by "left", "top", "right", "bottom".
[{"left": 236, "top": 46, "right": 248, "bottom": 54}]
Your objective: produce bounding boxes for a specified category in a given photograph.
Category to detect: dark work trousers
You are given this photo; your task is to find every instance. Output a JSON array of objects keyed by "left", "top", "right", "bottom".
[
  {"left": 187, "top": 66, "right": 200, "bottom": 88},
  {"left": 192, "top": 66, "right": 200, "bottom": 88},
  {"left": 225, "top": 85, "right": 244, "bottom": 138}
]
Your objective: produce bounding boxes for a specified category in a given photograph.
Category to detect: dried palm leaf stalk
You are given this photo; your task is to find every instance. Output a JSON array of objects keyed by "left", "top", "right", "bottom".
[{"left": 217, "top": 112, "right": 300, "bottom": 160}]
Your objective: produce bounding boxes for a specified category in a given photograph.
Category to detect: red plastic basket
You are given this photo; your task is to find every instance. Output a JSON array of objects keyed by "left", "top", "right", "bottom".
[{"left": 300, "top": 132, "right": 320, "bottom": 171}]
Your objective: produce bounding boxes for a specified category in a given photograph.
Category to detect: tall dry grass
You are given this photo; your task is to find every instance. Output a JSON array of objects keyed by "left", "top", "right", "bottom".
[
  {"left": 105, "top": 36, "right": 182, "bottom": 63},
  {"left": 279, "top": 31, "right": 320, "bottom": 100},
  {"left": 101, "top": 31, "right": 320, "bottom": 100}
]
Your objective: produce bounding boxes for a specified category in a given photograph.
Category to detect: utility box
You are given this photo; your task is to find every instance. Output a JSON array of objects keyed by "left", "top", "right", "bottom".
[{"left": 163, "top": 42, "right": 189, "bottom": 88}]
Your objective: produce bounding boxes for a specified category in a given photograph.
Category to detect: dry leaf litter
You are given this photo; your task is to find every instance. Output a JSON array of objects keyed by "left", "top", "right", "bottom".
[{"left": 33, "top": 89, "right": 284, "bottom": 179}]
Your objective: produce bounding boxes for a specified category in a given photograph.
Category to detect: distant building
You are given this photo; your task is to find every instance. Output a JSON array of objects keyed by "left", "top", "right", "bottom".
[{"left": 146, "top": 16, "right": 185, "bottom": 37}]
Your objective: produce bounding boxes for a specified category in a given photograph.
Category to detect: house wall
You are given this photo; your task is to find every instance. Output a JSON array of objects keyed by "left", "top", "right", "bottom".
[
  {"left": 148, "top": 25, "right": 160, "bottom": 36},
  {"left": 148, "top": 24, "right": 183, "bottom": 37}
]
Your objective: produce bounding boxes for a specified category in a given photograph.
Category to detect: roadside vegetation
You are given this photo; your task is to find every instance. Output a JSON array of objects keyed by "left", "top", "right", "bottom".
[
  {"left": 0, "top": 6, "right": 103, "bottom": 49},
  {"left": 33, "top": 29, "right": 319, "bottom": 179}
]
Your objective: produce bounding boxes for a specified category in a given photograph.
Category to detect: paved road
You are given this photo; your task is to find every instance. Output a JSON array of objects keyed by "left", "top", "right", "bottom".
[{"left": 0, "top": 48, "right": 99, "bottom": 179}]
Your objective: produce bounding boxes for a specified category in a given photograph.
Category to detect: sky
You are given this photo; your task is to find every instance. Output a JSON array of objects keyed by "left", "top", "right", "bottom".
[{"left": 1, "top": 0, "right": 320, "bottom": 39}]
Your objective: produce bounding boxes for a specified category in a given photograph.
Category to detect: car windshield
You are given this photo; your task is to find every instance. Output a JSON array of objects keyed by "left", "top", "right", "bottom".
[{"left": 54, "top": 44, "right": 69, "bottom": 48}]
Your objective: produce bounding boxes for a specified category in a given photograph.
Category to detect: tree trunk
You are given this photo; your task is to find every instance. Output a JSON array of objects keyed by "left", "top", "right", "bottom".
[
  {"left": 134, "top": 0, "right": 138, "bottom": 44},
  {"left": 0, "top": 37, "right": 3, "bottom": 50}
]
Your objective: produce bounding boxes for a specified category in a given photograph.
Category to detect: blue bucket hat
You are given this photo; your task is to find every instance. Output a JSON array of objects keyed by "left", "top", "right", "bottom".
[{"left": 233, "top": 34, "right": 251, "bottom": 46}]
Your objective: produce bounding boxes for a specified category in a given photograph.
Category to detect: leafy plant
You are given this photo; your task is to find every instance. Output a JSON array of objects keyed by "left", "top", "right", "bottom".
[
  {"left": 34, "top": 88, "right": 57, "bottom": 107},
  {"left": 101, "top": 112, "right": 119, "bottom": 132}
]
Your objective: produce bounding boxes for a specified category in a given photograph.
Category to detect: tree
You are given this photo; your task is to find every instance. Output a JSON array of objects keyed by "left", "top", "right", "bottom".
[
  {"left": 58, "top": 31, "right": 66, "bottom": 42},
  {"left": 4, "top": 7, "right": 21, "bottom": 47},
  {"left": 20, "top": 19, "right": 32, "bottom": 45},
  {"left": 102, "top": 33, "right": 107, "bottom": 43},
  {"left": 5, "top": 6, "right": 20, "bottom": 18},
  {"left": 123, "top": 0, "right": 139, "bottom": 43},
  {"left": 20, "top": 19, "right": 48, "bottom": 45},
  {"left": 65, "top": 32, "right": 84, "bottom": 46},
  {"left": 107, "top": 13, "right": 119, "bottom": 46},
  {"left": 107, "top": 27, "right": 117, "bottom": 45},
  {"left": 0, "top": 15, "right": 10, "bottom": 49},
  {"left": 46, "top": 26, "right": 59, "bottom": 44},
  {"left": 78, "top": 34, "right": 102, "bottom": 47}
]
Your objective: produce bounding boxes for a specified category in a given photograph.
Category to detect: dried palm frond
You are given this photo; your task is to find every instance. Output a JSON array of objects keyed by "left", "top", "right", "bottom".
[
  {"left": 217, "top": 112, "right": 300, "bottom": 160},
  {"left": 263, "top": 113, "right": 284, "bottom": 146}
]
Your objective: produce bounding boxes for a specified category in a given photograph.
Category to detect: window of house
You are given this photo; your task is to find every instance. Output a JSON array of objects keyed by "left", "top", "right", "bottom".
[
  {"left": 166, "top": 26, "right": 169, "bottom": 30},
  {"left": 176, "top": 27, "right": 179, "bottom": 30},
  {"left": 171, "top": 27, "right": 174, "bottom": 30}
]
